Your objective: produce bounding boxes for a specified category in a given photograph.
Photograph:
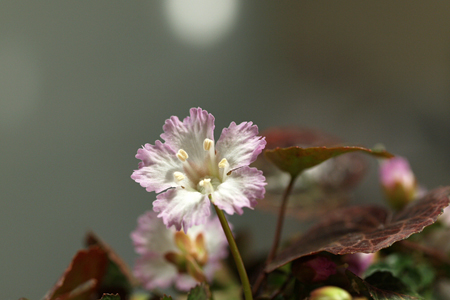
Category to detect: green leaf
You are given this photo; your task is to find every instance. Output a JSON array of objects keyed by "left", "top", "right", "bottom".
[
  {"left": 161, "top": 295, "right": 173, "bottom": 300},
  {"left": 187, "top": 282, "right": 212, "bottom": 300},
  {"left": 347, "top": 270, "right": 423, "bottom": 300},
  {"left": 98, "top": 294, "right": 120, "bottom": 300},
  {"left": 365, "top": 253, "right": 435, "bottom": 295},
  {"left": 264, "top": 146, "right": 393, "bottom": 178}
]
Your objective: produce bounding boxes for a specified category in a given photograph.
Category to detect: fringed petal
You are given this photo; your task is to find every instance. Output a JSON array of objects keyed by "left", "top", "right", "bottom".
[{"left": 216, "top": 121, "right": 266, "bottom": 170}]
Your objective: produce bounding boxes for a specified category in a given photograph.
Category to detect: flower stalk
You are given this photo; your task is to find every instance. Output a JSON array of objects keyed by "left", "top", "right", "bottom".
[
  {"left": 266, "top": 174, "right": 297, "bottom": 265},
  {"left": 252, "top": 175, "right": 297, "bottom": 295},
  {"left": 214, "top": 204, "right": 253, "bottom": 300}
]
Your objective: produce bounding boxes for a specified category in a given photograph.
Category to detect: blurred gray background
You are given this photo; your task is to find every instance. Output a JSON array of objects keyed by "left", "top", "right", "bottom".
[{"left": 1, "top": 1, "right": 450, "bottom": 299}]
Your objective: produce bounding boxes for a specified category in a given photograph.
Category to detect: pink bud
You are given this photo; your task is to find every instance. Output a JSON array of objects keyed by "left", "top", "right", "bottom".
[
  {"left": 379, "top": 157, "right": 417, "bottom": 210},
  {"left": 343, "top": 252, "right": 376, "bottom": 276}
]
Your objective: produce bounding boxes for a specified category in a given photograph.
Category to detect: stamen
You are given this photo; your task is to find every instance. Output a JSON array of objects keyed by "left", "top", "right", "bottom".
[
  {"left": 218, "top": 158, "right": 229, "bottom": 169},
  {"left": 176, "top": 149, "right": 197, "bottom": 182},
  {"left": 174, "top": 231, "right": 194, "bottom": 254},
  {"left": 194, "top": 233, "right": 208, "bottom": 266},
  {"left": 203, "top": 138, "right": 214, "bottom": 151},
  {"left": 176, "top": 149, "right": 189, "bottom": 162},
  {"left": 173, "top": 172, "right": 185, "bottom": 182},
  {"left": 218, "top": 158, "right": 230, "bottom": 180},
  {"left": 203, "top": 138, "right": 216, "bottom": 171}
]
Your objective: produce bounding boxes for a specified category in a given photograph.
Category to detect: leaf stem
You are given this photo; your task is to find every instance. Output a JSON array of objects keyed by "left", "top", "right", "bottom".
[
  {"left": 252, "top": 175, "right": 297, "bottom": 295},
  {"left": 213, "top": 204, "right": 253, "bottom": 300}
]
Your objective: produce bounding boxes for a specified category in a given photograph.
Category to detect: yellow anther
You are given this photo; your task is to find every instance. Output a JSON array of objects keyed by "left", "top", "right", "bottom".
[
  {"left": 173, "top": 172, "right": 185, "bottom": 182},
  {"left": 218, "top": 158, "right": 230, "bottom": 181},
  {"left": 203, "top": 138, "right": 214, "bottom": 151},
  {"left": 176, "top": 149, "right": 188, "bottom": 162},
  {"left": 218, "top": 158, "right": 229, "bottom": 169}
]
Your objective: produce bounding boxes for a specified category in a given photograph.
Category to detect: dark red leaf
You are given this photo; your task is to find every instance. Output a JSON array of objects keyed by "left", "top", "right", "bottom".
[
  {"left": 255, "top": 128, "right": 369, "bottom": 221},
  {"left": 263, "top": 127, "right": 341, "bottom": 149},
  {"left": 264, "top": 146, "right": 393, "bottom": 178},
  {"left": 85, "top": 231, "right": 138, "bottom": 287},
  {"left": 45, "top": 246, "right": 108, "bottom": 300},
  {"left": 266, "top": 187, "right": 450, "bottom": 272}
]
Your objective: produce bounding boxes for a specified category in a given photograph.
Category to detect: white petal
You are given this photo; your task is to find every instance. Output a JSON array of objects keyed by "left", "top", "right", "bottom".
[
  {"left": 134, "top": 252, "right": 178, "bottom": 290},
  {"left": 213, "top": 166, "right": 266, "bottom": 215},
  {"left": 131, "top": 211, "right": 177, "bottom": 255},
  {"left": 184, "top": 216, "right": 228, "bottom": 262},
  {"left": 216, "top": 121, "right": 266, "bottom": 170},
  {"left": 203, "top": 217, "right": 229, "bottom": 261},
  {"left": 174, "top": 273, "right": 198, "bottom": 291},
  {"left": 131, "top": 140, "right": 183, "bottom": 193},
  {"left": 153, "top": 187, "right": 211, "bottom": 232},
  {"left": 161, "top": 107, "right": 215, "bottom": 166}
]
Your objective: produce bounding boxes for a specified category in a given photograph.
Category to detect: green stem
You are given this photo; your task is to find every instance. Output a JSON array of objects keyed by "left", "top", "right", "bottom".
[{"left": 213, "top": 204, "right": 253, "bottom": 300}]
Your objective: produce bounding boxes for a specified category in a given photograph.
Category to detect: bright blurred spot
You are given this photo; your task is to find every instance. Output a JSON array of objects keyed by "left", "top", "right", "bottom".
[
  {"left": 163, "top": 0, "right": 239, "bottom": 48},
  {"left": 0, "top": 39, "right": 41, "bottom": 130}
]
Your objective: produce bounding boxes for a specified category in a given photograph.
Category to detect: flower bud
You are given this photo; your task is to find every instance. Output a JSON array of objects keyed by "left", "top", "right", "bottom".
[
  {"left": 379, "top": 157, "right": 417, "bottom": 210},
  {"left": 440, "top": 206, "right": 450, "bottom": 227},
  {"left": 309, "top": 286, "right": 352, "bottom": 300},
  {"left": 343, "top": 252, "right": 377, "bottom": 276}
]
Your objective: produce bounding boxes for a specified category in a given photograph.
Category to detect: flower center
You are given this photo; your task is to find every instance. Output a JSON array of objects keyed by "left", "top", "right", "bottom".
[{"left": 172, "top": 138, "right": 231, "bottom": 193}]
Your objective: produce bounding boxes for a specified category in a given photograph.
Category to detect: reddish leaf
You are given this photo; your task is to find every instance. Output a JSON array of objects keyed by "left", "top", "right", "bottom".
[
  {"left": 50, "top": 279, "right": 98, "bottom": 300},
  {"left": 256, "top": 190, "right": 352, "bottom": 221},
  {"left": 45, "top": 246, "right": 108, "bottom": 300},
  {"left": 264, "top": 146, "right": 393, "bottom": 178},
  {"left": 85, "top": 231, "right": 137, "bottom": 299},
  {"left": 256, "top": 128, "right": 369, "bottom": 221},
  {"left": 263, "top": 127, "right": 341, "bottom": 149},
  {"left": 85, "top": 231, "right": 138, "bottom": 286},
  {"left": 266, "top": 187, "right": 450, "bottom": 272}
]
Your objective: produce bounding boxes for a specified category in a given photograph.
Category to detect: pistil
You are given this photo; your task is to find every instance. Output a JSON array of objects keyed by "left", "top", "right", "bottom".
[{"left": 199, "top": 178, "right": 214, "bottom": 196}]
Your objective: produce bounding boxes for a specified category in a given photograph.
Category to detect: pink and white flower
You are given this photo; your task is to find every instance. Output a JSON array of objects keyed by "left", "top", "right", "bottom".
[
  {"left": 131, "top": 211, "right": 228, "bottom": 291},
  {"left": 131, "top": 108, "right": 266, "bottom": 231}
]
